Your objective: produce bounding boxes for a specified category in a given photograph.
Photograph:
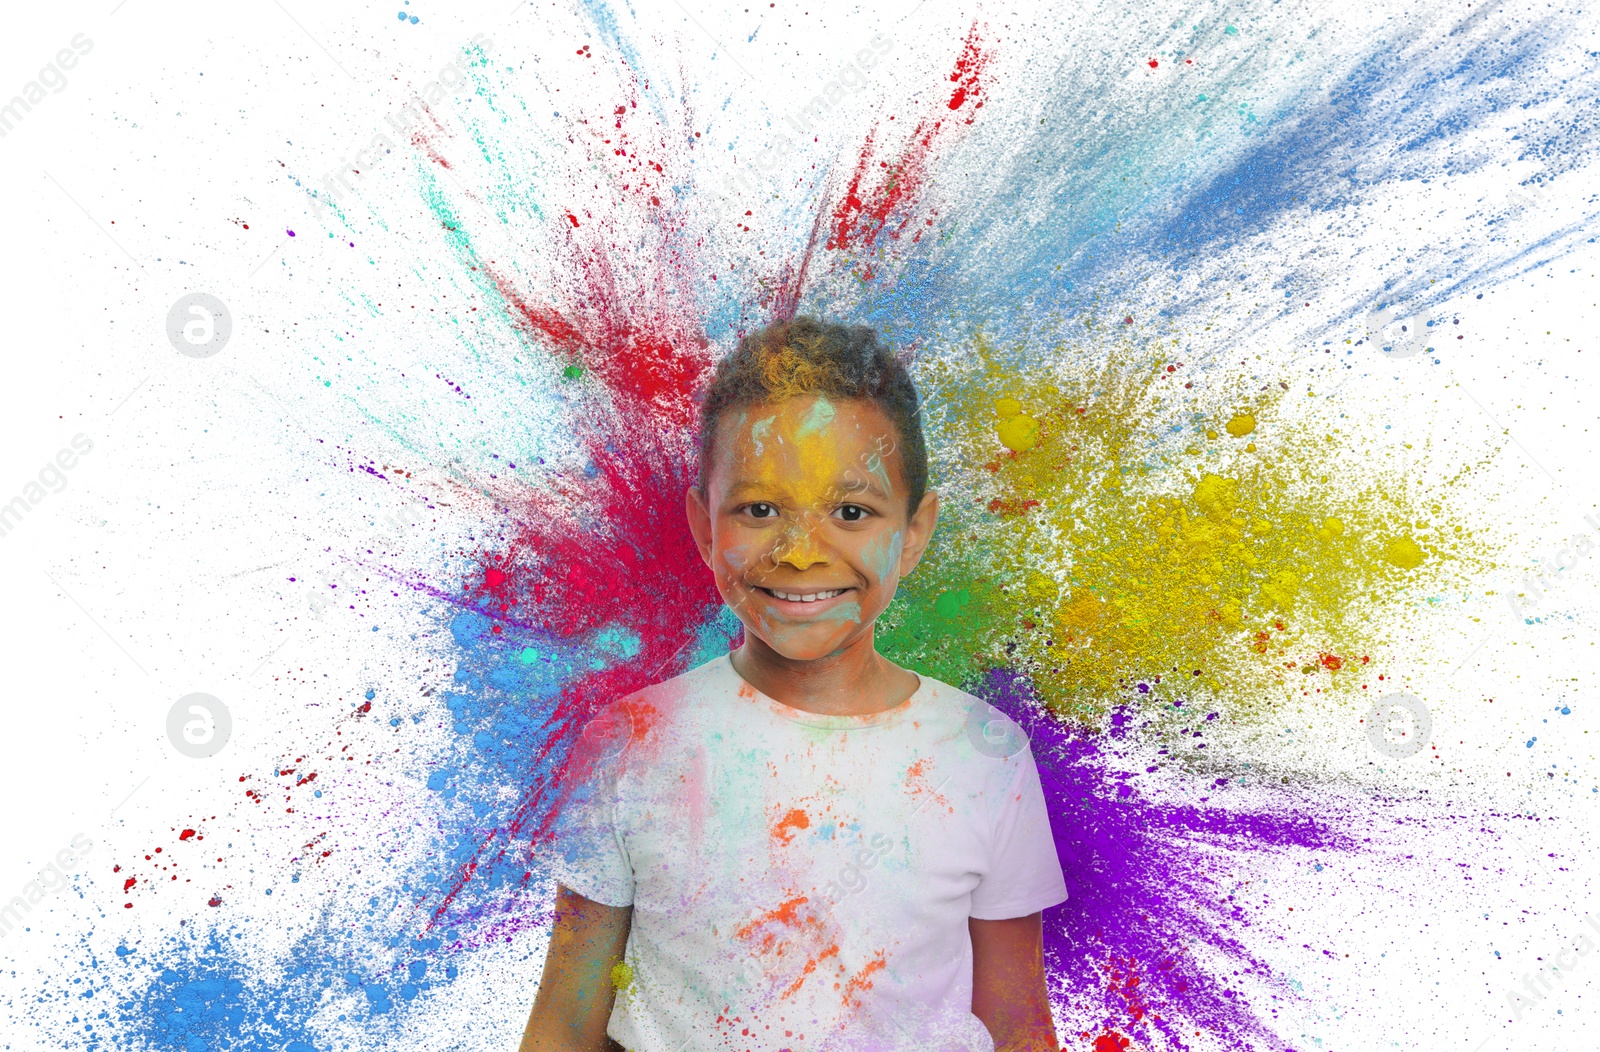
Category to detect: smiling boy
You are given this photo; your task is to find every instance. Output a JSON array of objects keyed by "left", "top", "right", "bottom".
[{"left": 520, "top": 318, "right": 1066, "bottom": 1051}]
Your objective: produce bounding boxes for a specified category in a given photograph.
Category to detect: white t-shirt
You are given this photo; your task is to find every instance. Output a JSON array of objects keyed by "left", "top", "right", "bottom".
[{"left": 548, "top": 652, "right": 1067, "bottom": 1052}]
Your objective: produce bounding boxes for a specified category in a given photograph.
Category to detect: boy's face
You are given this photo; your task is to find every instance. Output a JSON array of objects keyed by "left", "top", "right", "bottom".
[{"left": 686, "top": 395, "right": 939, "bottom": 663}]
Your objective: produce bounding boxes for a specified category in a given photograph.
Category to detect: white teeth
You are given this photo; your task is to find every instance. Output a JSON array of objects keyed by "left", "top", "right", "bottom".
[{"left": 770, "top": 589, "right": 842, "bottom": 602}]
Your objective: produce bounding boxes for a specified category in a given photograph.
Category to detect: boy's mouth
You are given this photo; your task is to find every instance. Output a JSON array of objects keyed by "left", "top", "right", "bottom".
[{"left": 754, "top": 585, "right": 854, "bottom": 612}]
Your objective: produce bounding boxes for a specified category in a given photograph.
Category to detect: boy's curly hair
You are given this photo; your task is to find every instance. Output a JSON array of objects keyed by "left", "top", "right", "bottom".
[{"left": 696, "top": 317, "right": 929, "bottom": 516}]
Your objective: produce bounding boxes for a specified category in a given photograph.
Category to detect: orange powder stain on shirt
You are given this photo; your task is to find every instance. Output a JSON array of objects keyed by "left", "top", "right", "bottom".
[
  {"left": 737, "top": 895, "right": 810, "bottom": 939},
  {"left": 840, "top": 952, "right": 887, "bottom": 1007},
  {"left": 772, "top": 807, "right": 811, "bottom": 845},
  {"left": 738, "top": 895, "right": 839, "bottom": 987},
  {"left": 903, "top": 757, "right": 949, "bottom": 811},
  {"left": 625, "top": 701, "right": 659, "bottom": 740},
  {"left": 780, "top": 943, "right": 840, "bottom": 999}
]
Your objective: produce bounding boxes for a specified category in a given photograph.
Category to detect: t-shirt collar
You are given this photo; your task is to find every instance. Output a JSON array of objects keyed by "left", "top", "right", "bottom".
[{"left": 720, "top": 651, "right": 925, "bottom": 730}]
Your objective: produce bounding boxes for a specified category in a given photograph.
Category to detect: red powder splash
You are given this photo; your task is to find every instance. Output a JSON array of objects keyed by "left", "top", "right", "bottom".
[
  {"left": 407, "top": 64, "right": 712, "bottom": 425},
  {"left": 482, "top": 102, "right": 712, "bottom": 427},
  {"left": 114, "top": 821, "right": 218, "bottom": 908},
  {"left": 411, "top": 111, "right": 455, "bottom": 171},
  {"left": 947, "top": 30, "right": 988, "bottom": 112},
  {"left": 825, "top": 22, "right": 992, "bottom": 256},
  {"left": 765, "top": 201, "right": 832, "bottom": 322},
  {"left": 425, "top": 422, "right": 721, "bottom": 925}
]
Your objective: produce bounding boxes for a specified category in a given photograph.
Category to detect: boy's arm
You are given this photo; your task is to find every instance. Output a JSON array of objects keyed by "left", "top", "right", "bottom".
[
  {"left": 519, "top": 884, "right": 633, "bottom": 1052},
  {"left": 970, "top": 912, "right": 1059, "bottom": 1052}
]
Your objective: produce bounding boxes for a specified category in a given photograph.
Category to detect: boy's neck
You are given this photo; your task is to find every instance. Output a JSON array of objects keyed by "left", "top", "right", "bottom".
[{"left": 729, "top": 634, "right": 920, "bottom": 718}]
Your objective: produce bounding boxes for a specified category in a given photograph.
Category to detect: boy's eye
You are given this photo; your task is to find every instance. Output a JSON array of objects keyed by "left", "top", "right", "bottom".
[
  {"left": 833, "top": 504, "right": 870, "bottom": 522},
  {"left": 746, "top": 502, "right": 779, "bottom": 519}
]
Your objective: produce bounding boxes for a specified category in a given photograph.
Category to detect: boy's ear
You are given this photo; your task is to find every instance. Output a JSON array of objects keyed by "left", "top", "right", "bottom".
[
  {"left": 896, "top": 490, "right": 940, "bottom": 578},
  {"left": 684, "top": 485, "right": 715, "bottom": 569}
]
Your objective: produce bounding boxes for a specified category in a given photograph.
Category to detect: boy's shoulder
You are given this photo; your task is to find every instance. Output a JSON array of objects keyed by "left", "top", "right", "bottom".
[
  {"left": 904, "top": 672, "right": 1037, "bottom": 764},
  {"left": 579, "top": 653, "right": 736, "bottom": 743},
  {"left": 628, "top": 651, "right": 737, "bottom": 714}
]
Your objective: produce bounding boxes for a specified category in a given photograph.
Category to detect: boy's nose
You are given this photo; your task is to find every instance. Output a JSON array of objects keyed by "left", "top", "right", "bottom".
[{"left": 772, "top": 515, "right": 829, "bottom": 571}]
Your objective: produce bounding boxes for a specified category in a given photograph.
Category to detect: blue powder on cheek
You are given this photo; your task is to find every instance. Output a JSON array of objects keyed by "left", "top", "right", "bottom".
[{"left": 862, "top": 530, "right": 904, "bottom": 583}]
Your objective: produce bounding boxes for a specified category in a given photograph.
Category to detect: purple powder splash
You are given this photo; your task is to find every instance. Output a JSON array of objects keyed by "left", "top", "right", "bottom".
[{"left": 980, "top": 668, "right": 1357, "bottom": 1051}]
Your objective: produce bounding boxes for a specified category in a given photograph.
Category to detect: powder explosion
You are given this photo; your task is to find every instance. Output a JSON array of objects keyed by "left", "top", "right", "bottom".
[{"left": 14, "top": 3, "right": 1600, "bottom": 1051}]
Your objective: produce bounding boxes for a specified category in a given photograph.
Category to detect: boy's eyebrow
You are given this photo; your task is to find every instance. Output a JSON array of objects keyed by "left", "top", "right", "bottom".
[{"left": 724, "top": 473, "right": 892, "bottom": 500}]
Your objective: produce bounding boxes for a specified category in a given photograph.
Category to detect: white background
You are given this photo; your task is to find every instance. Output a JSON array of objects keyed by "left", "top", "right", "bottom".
[{"left": 0, "top": 2, "right": 1597, "bottom": 1050}]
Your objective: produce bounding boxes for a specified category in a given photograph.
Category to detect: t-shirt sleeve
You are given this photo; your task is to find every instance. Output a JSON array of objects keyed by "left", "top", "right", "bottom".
[
  {"left": 969, "top": 743, "right": 1068, "bottom": 921},
  {"left": 545, "top": 705, "right": 636, "bottom": 908}
]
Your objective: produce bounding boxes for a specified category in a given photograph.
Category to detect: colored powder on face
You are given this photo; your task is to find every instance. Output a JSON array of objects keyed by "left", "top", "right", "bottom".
[
  {"left": 810, "top": 601, "right": 864, "bottom": 626},
  {"left": 864, "top": 449, "right": 897, "bottom": 503},
  {"left": 729, "top": 399, "right": 886, "bottom": 516},
  {"left": 749, "top": 414, "right": 775, "bottom": 456},
  {"left": 861, "top": 529, "right": 904, "bottom": 585},
  {"left": 796, "top": 397, "right": 836, "bottom": 438}
]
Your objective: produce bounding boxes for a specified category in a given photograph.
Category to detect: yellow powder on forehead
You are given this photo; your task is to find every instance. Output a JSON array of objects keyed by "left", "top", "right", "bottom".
[{"left": 732, "top": 402, "right": 886, "bottom": 506}]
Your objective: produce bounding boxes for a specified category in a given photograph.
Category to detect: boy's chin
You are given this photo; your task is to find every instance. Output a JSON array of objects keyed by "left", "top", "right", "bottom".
[{"left": 747, "top": 626, "right": 863, "bottom": 663}]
